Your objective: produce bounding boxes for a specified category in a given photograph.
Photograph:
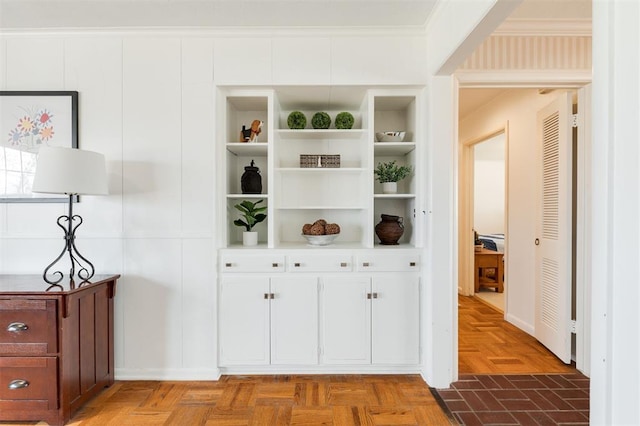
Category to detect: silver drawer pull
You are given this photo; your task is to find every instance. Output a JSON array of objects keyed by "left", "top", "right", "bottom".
[
  {"left": 366, "top": 293, "right": 372, "bottom": 299},
  {"left": 272, "top": 263, "right": 279, "bottom": 268},
  {"left": 8, "top": 379, "right": 29, "bottom": 390},
  {"left": 362, "top": 262, "right": 370, "bottom": 267},
  {"left": 294, "top": 263, "right": 301, "bottom": 267},
  {"left": 340, "top": 262, "right": 347, "bottom": 267},
  {"left": 225, "top": 263, "right": 232, "bottom": 268},
  {"left": 372, "top": 292, "right": 379, "bottom": 299},
  {"left": 7, "top": 322, "right": 28, "bottom": 333},
  {"left": 264, "top": 293, "right": 269, "bottom": 299},
  {"left": 409, "top": 262, "right": 416, "bottom": 267}
]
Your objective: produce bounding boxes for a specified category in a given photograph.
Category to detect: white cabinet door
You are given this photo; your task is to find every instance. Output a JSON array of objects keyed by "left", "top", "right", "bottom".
[
  {"left": 270, "top": 277, "right": 319, "bottom": 365},
  {"left": 219, "top": 277, "right": 270, "bottom": 365},
  {"left": 371, "top": 275, "right": 420, "bottom": 364},
  {"left": 320, "top": 276, "right": 371, "bottom": 364}
]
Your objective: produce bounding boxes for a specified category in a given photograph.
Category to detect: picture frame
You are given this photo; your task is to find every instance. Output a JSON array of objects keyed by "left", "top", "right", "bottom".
[{"left": 0, "top": 91, "right": 79, "bottom": 203}]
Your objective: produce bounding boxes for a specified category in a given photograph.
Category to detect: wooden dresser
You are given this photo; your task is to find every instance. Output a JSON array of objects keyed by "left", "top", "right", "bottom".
[{"left": 0, "top": 275, "right": 120, "bottom": 425}]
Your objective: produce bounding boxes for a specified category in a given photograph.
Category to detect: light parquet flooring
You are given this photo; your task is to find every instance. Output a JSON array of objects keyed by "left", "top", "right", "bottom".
[
  {"left": 458, "top": 295, "right": 576, "bottom": 374},
  {"left": 3, "top": 296, "right": 581, "bottom": 426},
  {"left": 4, "top": 375, "right": 454, "bottom": 426}
]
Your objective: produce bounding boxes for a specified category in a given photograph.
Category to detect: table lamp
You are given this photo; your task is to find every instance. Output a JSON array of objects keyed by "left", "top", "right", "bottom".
[{"left": 32, "top": 146, "right": 108, "bottom": 289}]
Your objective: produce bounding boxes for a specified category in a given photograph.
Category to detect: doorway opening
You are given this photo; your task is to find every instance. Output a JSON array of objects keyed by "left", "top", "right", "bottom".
[
  {"left": 472, "top": 131, "right": 506, "bottom": 312},
  {"left": 457, "top": 86, "right": 589, "bottom": 375}
]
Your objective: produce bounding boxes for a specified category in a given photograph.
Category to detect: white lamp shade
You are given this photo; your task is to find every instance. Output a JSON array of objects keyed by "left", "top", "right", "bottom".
[{"left": 32, "top": 147, "right": 108, "bottom": 196}]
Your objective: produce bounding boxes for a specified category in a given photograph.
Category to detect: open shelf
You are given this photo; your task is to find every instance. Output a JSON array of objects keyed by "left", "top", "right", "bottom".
[
  {"left": 220, "top": 86, "right": 422, "bottom": 249},
  {"left": 374, "top": 142, "right": 416, "bottom": 156},
  {"left": 226, "top": 143, "right": 268, "bottom": 156},
  {"left": 278, "top": 129, "right": 365, "bottom": 139},
  {"left": 374, "top": 194, "right": 416, "bottom": 199}
]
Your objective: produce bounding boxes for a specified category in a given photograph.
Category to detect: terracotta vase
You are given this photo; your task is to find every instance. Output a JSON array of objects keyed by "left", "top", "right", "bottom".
[{"left": 375, "top": 214, "right": 404, "bottom": 245}]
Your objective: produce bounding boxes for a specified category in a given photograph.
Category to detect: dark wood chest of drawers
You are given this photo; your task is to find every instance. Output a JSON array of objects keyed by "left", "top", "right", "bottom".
[{"left": 0, "top": 275, "right": 120, "bottom": 425}]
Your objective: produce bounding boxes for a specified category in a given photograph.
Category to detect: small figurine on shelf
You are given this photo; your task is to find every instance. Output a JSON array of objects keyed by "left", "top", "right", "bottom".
[{"left": 240, "top": 120, "right": 263, "bottom": 143}]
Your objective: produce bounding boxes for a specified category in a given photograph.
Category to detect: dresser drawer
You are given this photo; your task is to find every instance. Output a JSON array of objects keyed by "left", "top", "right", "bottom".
[
  {"left": 0, "top": 357, "right": 58, "bottom": 410},
  {"left": 288, "top": 253, "right": 353, "bottom": 272},
  {"left": 221, "top": 254, "right": 286, "bottom": 273},
  {"left": 0, "top": 300, "right": 58, "bottom": 355},
  {"left": 356, "top": 253, "right": 420, "bottom": 272}
]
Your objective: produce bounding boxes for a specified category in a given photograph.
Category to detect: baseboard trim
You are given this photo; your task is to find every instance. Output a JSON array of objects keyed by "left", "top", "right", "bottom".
[
  {"left": 115, "top": 368, "right": 221, "bottom": 381},
  {"left": 505, "top": 313, "right": 535, "bottom": 336}
]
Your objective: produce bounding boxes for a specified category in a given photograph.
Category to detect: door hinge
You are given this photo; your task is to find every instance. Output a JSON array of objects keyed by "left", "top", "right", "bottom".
[
  {"left": 572, "top": 113, "right": 579, "bottom": 128},
  {"left": 570, "top": 320, "right": 577, "bottom": 334}
]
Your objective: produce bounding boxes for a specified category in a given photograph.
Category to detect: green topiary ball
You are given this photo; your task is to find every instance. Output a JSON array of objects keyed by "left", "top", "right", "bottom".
[
  {"left": 287, "top": 111, "right": 307, "bottom": 129},
  {"left": 335, "top": 111, "right": 354, "bottom": 129},
  {"left": 311, "top": 112, "right": 331, "bottom": 129}
]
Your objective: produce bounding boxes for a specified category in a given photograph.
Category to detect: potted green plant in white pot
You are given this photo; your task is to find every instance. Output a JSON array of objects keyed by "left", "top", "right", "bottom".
[
  {"left": 233, "top": 199, "right": 267, "bottom": 246},
  {"left": 374, "top": 160, "right": 413, "bottom": 194}
]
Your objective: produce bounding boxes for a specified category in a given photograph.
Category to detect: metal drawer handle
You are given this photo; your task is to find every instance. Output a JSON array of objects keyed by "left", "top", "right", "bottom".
[
  {"left": 373, "top": 292, "right": 379, "bottom": 299},
  {"left": 225, "top": 263, "right": 232, "bottom": 267},
  {"left": 340, "top": 262, "right": 347, "bottom": 267},
  {"left": 362, "top": 262, "right": 370, "bottom": 267},
  {"left": 272, "top": 263, "right": 279, "bottom": 268},
  {"left": 8, "top": 379, "right": 29, "bottom": 390},
  {"left": 7, "top": 322, "right": 28, "bottom": 333},
  {"left": 409, "top": 262, "right": 416, "bottom": 267},
  {"left": 367, "top": 293, "right": 372, "bottom": 299},
  {"left": 294, "top": 263, "right": 301, "bottom": 267}
]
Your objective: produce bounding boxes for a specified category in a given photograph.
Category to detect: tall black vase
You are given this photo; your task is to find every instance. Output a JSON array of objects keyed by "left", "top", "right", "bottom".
[{"left": 241, "top": 160, "right": 262, "bottom": 194}]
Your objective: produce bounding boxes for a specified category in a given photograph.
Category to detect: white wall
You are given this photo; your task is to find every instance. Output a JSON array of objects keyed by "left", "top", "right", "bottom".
[
  {"left": 0, "top": 30, "right": 427, "bottom": 379},
  {"left": 473, "top": 132, "right": 505, "bottom": 235},
  {"left": 591, "top": 1, "right": 640, "bottom": 424},
  {"left": 459, "top": 88, "right": 570, "bottom": 334}
]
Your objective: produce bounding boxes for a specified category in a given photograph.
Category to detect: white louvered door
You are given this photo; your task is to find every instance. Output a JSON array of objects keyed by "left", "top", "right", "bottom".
[{"left": 535, "top": 93, "right": 573, "bottom": 363}]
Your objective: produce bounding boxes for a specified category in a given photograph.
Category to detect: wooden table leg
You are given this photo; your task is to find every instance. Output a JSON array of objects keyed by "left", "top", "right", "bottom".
[
  {"left": 475, "top": 265, "right": 480, "bottom": 293},
  {"left": 497, "top": 256, "right": 504, "bottom": 293}
]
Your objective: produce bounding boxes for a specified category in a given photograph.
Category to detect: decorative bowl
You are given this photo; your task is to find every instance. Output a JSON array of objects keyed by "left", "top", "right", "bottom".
[
  {"left": 375, "top": 131, "right": 406, "bottom": 142},
  {"left": 302, "top": 233, "right": 339, "bottom": 246}
]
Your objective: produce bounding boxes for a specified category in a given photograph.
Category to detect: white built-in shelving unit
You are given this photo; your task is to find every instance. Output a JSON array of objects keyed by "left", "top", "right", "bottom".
[
  {"left": 217, "top": 86, "right": 425, "bottom": 373},
  {"left": 219, "top": 86, "right": 423, "bottom": 249}
]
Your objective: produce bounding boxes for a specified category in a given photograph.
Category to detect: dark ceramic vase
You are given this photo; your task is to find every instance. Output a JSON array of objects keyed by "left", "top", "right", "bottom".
[
  {"left": 241, "top": 160, "right": 262, "bottom": 194},
  {"left": 375, "top": 214, "right": 404, "bottom": 245}
]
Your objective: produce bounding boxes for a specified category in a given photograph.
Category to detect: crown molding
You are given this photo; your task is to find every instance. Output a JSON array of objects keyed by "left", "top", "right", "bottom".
[
  {"left": 494, "top": 18, "right": 591, "bottom": 37},
  {"left": 455, "top": 70, "right": 592, "bottom": 88},
  {"left": 0, "top": 25, "right": 428, "bottom": 38}
]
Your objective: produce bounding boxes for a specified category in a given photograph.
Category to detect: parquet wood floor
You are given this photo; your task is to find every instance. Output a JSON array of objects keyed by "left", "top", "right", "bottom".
[
  {"left": 458, "top": 295, "right": 576, "bottom": 375},
  {"left": 2, "top": 295, "right": 582, "bottom": 425},
  {"left": 1, "top": 375, "right": 454, "bottom": 425}
]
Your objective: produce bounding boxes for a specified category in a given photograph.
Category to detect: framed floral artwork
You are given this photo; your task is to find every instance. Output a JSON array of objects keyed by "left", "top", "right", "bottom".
[{"left": 0, "top": 91, "right": 78, "bottom": 202}]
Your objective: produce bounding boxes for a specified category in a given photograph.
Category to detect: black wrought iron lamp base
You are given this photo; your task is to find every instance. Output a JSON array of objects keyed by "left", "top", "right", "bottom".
[{"left": 43, "top": 194, "right": 95, "bottom": 291}]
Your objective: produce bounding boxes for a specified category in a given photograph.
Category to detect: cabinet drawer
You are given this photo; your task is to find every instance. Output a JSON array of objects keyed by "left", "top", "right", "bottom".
[
  {"left": 288, "top": 254, "right": 353, "bottom": 272},
  {"left": 0, "top": 300, "right": 58, "bottom": 355},
  {"left": 221, "top": 254, "right": 286, "bottom": 273},
  {"left": 0, "top": 357, "right": 58, "bottom": 410},
  {"left": 356, "top": 254, "right": 420, "bottom": 272}
]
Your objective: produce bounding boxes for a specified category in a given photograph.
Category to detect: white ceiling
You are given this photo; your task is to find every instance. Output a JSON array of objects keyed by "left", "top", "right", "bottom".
[{"left": 0, "top": 0, "right": 591, "bottom": 30}]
